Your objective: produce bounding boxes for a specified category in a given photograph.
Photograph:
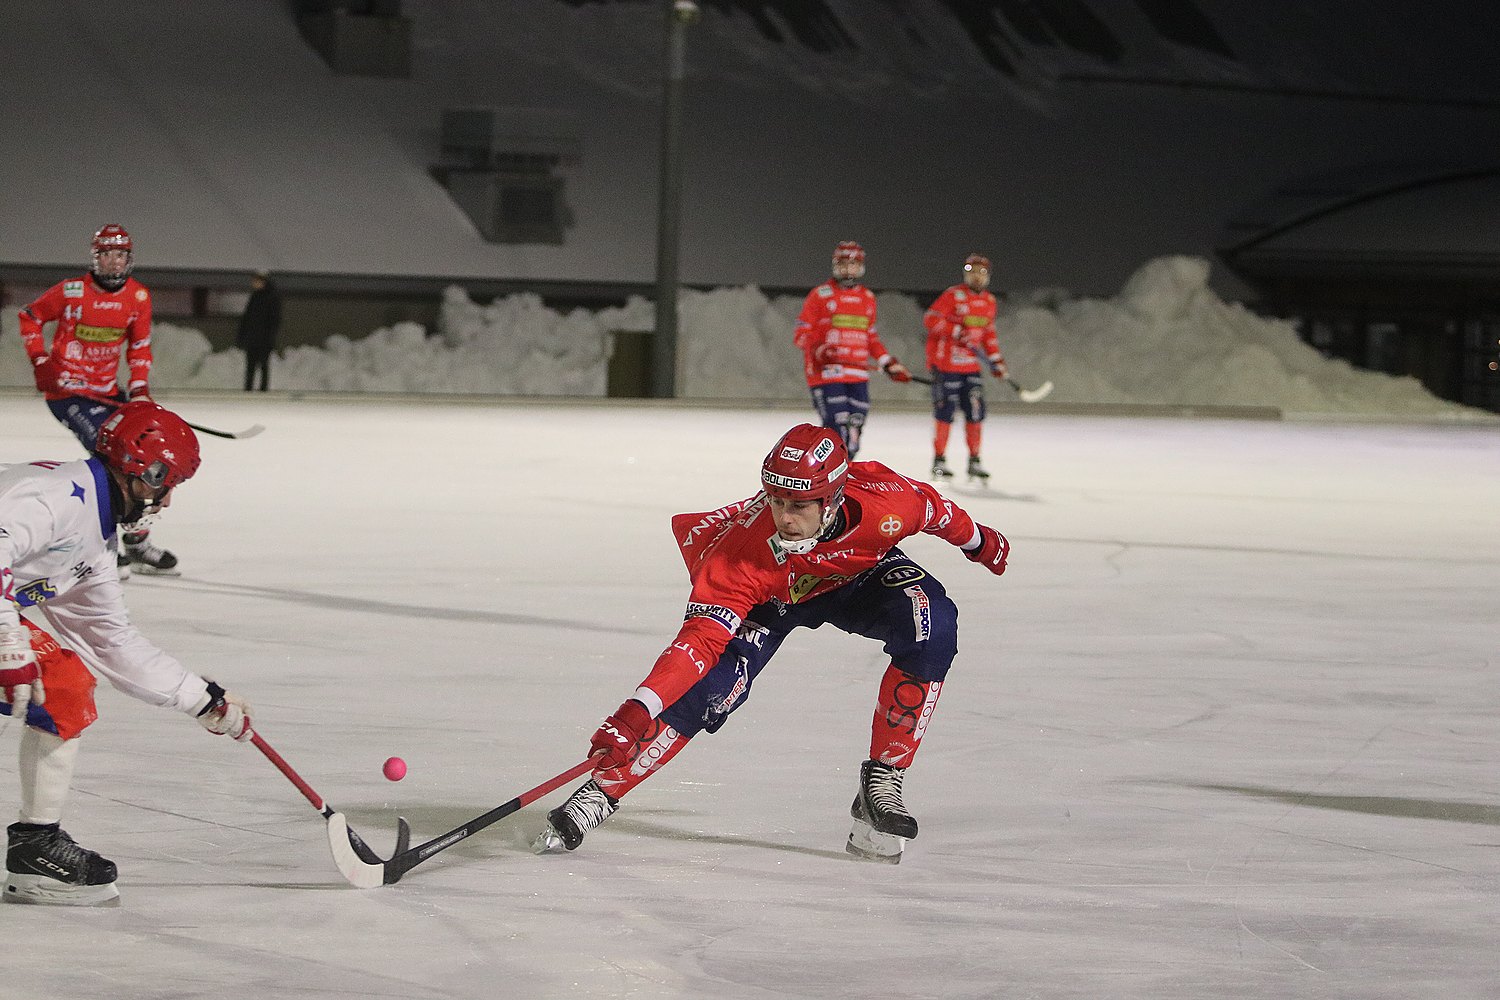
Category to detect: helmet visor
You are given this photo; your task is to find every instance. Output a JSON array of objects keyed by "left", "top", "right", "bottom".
[{"left": 139, "top": 459, "right": 171, "bottom": 490}]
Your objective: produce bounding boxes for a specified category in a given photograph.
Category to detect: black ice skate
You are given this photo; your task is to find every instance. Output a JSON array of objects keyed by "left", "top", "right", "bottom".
[
  {"left": 846, "top": 759, "right": 917, "bottom": 864},
  {"left": 116, "top": 549, "right": 132, "bottom": 581},
  {"left": 931, "top": 455, "right": 955, "bottom": 481},
  {"left": 123, "top": 530, "right": 179, "bottom": 576},
  {"left": 966, "top": 456, "right": 991, "bottom": 486},
  {"left": 4, "top": 822, "right": 119, "bottom": 906},
  {"left": 533, "top": 779, "right": 619, "bottom": 853}
]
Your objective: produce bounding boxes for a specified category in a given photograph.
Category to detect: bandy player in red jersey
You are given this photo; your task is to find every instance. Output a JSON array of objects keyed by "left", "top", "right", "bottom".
[
  {"left": 537, "top": 423, "right": 1010, "bottom": 863},
  {"left": 923, "top": 253, "right": 1008, "bottom": 485},
  {"left": 16, "top": 225, "right": 179, "bottom": 576},
  {"left": 793, "top": 241, "right": 912, "bottom": 459}
]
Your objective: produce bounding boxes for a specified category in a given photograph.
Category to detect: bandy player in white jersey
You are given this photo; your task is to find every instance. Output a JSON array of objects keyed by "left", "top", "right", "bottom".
[{"left": 0, "top": 402, "right": 253, "bottom": 905}]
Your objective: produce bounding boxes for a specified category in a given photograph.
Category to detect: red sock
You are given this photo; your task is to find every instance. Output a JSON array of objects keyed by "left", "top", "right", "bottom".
[
  {"left": 964, "top": 421, "right": 983, "bottom": 458},
  {"left": 869, "top": 664, "right": 943, "bottom": 767},
  {"left": 594, "top": 718, "right": 691, "bottom": 799},
  {"left": 933, "top": 420, "right": 951, "bottom": 458}
]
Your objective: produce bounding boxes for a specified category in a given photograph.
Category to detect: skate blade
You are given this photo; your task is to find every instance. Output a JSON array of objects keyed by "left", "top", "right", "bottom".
[
  {"left": 4, "top": 875, "right": 120, "bottom": 906},
  {"left": 846, "top": 819, "right": 904, "bottom": 864},
  {"left": 532, "top": 825, "right": 567, "bottom": 855},
  {"left": 129, "top": 565, "right": 182, "bottom": 577}
]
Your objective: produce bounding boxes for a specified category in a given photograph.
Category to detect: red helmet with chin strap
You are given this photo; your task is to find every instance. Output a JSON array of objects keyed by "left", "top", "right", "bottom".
[
  {"left": 761, "top": 424, "right": 849, "bottom": 504},
  {"left": 96, "top": 401, "right": 200, "bottom": 490}
]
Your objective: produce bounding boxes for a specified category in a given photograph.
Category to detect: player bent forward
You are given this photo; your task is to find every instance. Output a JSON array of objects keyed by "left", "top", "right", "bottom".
[
  {"left": 0, "top": 402, "right": 253, "bottom": 905},
  {"left": 537, "top": 423, "right": 1010, "bottom": 863}
]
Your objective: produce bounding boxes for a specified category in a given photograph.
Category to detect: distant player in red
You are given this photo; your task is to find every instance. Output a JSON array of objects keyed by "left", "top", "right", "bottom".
[
  {"left": 16, "top": 225, "right": 179, "bottom": 575},
  {"left": 793, "top": 241, "right": 911, "bottom": 458},
  {"left": 923, "top": 253, "right": 1008, "bottom": 484},
  {"left": 537, "top": 423, "right": 1010, "bottom": 863}
]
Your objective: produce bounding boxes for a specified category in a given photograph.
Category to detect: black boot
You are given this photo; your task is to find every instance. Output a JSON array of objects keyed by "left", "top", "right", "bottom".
[
  {"left": 534, "top": 780, "right": 619, "bottom": 853},
  {"left": 5, "top": 822, "right": 119, "bottom": 906}
]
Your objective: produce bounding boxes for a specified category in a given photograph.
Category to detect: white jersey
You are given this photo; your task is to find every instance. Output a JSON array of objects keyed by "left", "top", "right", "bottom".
[{"left": 0, "top": 458, "right": 209, "bottom": 715}]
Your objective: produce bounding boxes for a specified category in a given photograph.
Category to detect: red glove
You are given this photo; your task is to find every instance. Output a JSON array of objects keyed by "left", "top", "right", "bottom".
[
  {"left": 590, "top": 699, "right": 653, "bottom": 770},
  {"left": 883, "top": 359, "right": 912, "bottom": 383},
  {"left": 988, "top": 355, "right": 1008, "bottom": 380},
  {"left": 964, "top": 524, "right": 1009, "bottom": 575},
  {"left": 30, "top": 357, "right": 59, "bottom": 394}
]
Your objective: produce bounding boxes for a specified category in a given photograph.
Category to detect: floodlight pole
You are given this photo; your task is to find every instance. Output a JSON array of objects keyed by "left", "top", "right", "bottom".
[{"left": 651, "top": 0, "right": 697, "bottom": 398}]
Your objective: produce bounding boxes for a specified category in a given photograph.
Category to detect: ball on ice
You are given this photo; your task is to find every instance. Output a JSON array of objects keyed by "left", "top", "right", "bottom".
[{"left": 382, "top": 756, "right": 407, "bottom": 781}]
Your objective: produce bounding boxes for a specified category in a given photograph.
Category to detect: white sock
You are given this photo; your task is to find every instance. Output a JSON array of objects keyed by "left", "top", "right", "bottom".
[{"left": 17, "top": 728, "right": 78, "bottom": 825}]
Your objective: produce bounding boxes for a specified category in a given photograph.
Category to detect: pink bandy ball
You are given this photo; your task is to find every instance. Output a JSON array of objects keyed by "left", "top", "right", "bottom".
[{"left": 382, "top": 756, "right": 407, "bottom": 781}]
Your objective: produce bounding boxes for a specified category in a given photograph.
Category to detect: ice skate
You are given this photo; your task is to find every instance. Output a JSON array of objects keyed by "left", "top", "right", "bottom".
[
  {"left": 966, "top": 456, "right": 991, "bottom": 486},
  {"left": 930, "top": 455, "right": 954, "bottom": 481},
  {"left": 533, "top": 779, "right": 618, "bottom": 853},
  {"left": 845, "top": 759, "right": 917, "bottom": 864},
  {"left": 4, "top": 822, "right": 119, "bottom": 906},
  {"left": 116, "top": 550, "right": 132, "bottom": 581},
  {"left": 123, "top": 531, "right": 180, "bottom": 576}
]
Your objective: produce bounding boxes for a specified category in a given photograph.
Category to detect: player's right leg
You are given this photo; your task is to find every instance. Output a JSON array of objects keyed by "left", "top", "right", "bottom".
[
  {"left": 536, "top": 617, "right": 788, "bottom": 854},
  {"left": 821, "top": 551, "right": 960, "bottom": 862},
  {"left": 4, "top": 628, "right": 113, "bottom": 906},
  {"left": 931, "top": 373, "right": 961, "bottom": 479}
]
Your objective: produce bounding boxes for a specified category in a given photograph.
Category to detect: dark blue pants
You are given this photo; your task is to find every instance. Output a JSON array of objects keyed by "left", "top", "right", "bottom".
[
  {"left": 660, "top": 549, "right": 959, "bottom": 738},
  {"left": 930, "top": 371, "right": 986, "bottom": 425},
  {"left": 809, "top": 380, "right": 870, "bottom": 458},
  {"left": 47, "top": 395, "right": 122, "bottom": 452}
]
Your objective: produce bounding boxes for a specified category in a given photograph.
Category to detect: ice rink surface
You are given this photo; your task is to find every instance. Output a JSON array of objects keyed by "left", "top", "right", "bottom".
[{"left": 1, "top": 393, "right": 1496, "bottom": 1000}]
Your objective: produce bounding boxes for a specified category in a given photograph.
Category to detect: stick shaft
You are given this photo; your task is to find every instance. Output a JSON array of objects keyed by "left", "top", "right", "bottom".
[
  {"left": 251, "top": 731, "right": 326, "bottom": 811},
  {"left": 388, "top": 758, "right": 595, "bottom": 880}
]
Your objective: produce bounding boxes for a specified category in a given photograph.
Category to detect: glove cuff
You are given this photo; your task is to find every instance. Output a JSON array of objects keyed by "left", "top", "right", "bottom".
[{"left": 194, "top": 679, "right": 227, "bottom": 717}]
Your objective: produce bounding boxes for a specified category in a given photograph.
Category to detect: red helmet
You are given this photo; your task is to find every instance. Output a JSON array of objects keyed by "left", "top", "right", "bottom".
[
  {"left": 761, "top": 424, "right": 849, "bottom": 503},
  {"left": 91, "top": 224, "right": 134, "bottom": 289},
  {"left": 964, "top": 253, "right": 990, "bottom": 272},
  {"left": 832, "top": 241, "right": 865, "bottom": 266},
  {"left": 92, "top": 224, "right": 133, "bottom": 256},
  {"left": 96, "top": 402, "right": 201, "bottom": 490}
]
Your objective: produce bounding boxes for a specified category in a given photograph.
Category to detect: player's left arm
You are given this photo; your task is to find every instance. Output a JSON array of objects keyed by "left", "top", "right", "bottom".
[
  {"left": 37, "top": 580, "right": 211, "bottom": 713},
  {"left": 906, "top": 477, "right": 1009, "bottom": 575},
  {"left": 977, "top": 294, "right": 1006, "bottom": 376},
  {"left": 125, "top": 288, "right": 154, "bottom": 400},
  {"left": 866, "top": 296, "right": 912, "bottom": 382}
]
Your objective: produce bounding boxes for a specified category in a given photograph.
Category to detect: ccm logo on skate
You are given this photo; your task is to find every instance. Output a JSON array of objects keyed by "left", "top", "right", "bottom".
[{"left": 880, "top": 565, "right": 926, "bottom": 588}]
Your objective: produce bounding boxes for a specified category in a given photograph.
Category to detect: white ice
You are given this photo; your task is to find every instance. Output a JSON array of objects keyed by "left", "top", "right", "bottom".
[{"left": 1, "top": 392, "right": 1496, "bottom": 1000}]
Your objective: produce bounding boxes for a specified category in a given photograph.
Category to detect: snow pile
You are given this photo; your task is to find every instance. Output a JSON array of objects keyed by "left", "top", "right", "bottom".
[{"left": 0, "top": 257, "right": 1487, "bottom": 418}]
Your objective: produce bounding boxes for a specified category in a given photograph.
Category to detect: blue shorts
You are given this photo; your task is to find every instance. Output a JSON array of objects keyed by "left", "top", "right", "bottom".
[
  {"left": 930, "top": 371, "right": 986, "bottom": 424},
  {"left": 47, "top": 395, "right": 124, "bottom": 453},
  {"left": 809, "top": 381, "right": 870, "bottom": 457},
  {"left": 660, "top": 548, "right": 959, "bottom": 738}
]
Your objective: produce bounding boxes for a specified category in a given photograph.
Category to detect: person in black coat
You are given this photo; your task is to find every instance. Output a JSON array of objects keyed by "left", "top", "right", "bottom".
[{"left": 235, "top": 271, "right": 282, "bottom": 391}]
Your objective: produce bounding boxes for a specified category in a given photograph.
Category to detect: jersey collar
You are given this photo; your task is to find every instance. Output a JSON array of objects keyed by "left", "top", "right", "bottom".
[{"left": 85, "top": 458, "right": 116, "bottom": 541}]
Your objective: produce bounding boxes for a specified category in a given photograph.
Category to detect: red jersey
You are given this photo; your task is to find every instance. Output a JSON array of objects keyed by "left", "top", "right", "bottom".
[
  {"left": 18, "top": 274, "right": 154, "bottom": 401},
  {"left": 638, "top": 461, "right": 978, "bottom": 712},
  {"left": 923, "top": 284, "right": 1002, "bottom": 375},
  {"left": 794, "top": 281, "right": 896, "bottom": 387}
]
